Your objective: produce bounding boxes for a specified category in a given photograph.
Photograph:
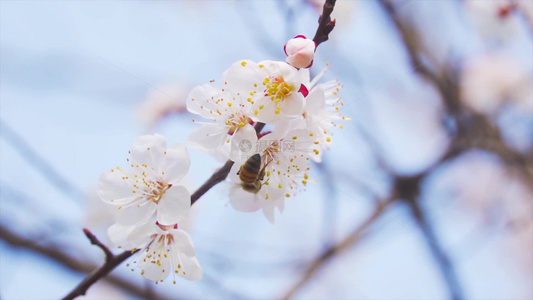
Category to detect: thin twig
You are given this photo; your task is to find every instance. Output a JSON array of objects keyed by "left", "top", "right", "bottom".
[
  {"left": 62, "top": 240, "right": 139, "bottom": 300},
  {"left": 407, "top": 199, "right": 465, "bottom": 300},
  {"left": 313, "top": 0, "right": 337, "bottom": 47},
  {"left": 64, "top": 121, "right": 267, "bottom": 297},
  {"left": 83, "top": 228, "right": 114, "bottom": 263},
  {"left": 0, "top": 223, "right": 161, "bottom": 299},
  {"left": 281, "top": 197, "right": 395, "bottom": 300}
]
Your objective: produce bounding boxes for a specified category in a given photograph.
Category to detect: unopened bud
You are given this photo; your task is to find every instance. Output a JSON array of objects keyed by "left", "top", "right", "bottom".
[{"left": 284, "top": 35, "right": 316, "bottom": 69}]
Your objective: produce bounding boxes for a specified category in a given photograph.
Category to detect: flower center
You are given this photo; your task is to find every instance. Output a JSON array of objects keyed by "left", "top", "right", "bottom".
[
  {"left": 144, "top": 180, "right": 171, "bottom": 204},
  {"left": 262, "top": 140, "right": 281, "bottom": 163},
  {"left": 264, "top": 75, "right": 294, "bottom": 102},
  {"left": 226, "top": 112, "right": 252, "bottom": 135}
]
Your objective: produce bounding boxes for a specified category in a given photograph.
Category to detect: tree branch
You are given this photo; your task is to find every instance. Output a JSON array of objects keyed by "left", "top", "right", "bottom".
[
  {"left": 313, "top": 0, "right": 337, "bottom": 47},
  {"left": 64, "top": 121, "right": 267, "bottom": 298},
  {"left": 407, "top": 198, "right": 465, "bottom": 300},
  {"left": 62, "top": 237, "right": 139, "bottom": 300},
  {"left": 0, "top": 223, "right": 163, "bottom": 299},
  {"left": 83, "top": 228, "right": 114, "bottom": 263}
]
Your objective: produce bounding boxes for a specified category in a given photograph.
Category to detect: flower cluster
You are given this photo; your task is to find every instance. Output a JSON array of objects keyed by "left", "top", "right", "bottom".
[
  {"left": 95, "top": 34, "right": 347, "bottom": 286},
  {"left": 98, "top": 134, "right": 202, "bottom": 283},
  {"left": 187, "top": 37, "right": 348, "bottom": 223}
]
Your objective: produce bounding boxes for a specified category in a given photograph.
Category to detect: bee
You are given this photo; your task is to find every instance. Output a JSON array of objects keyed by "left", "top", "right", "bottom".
[{"left": 237, "top": 153, "right": 269, "bottom": 193}]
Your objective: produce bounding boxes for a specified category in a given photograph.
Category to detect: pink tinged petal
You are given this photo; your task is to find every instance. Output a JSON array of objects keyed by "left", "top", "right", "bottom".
[
  {"left": 170, "top": 229, "right": 196, "bottom": 257},
  {"left": 187, "top": 124, "right": 228, "bottom": 152},
  {"left": 286, "top": 37, "right": 316, "bottom": 69},
  {"left": 229, "top": 185, "right": 262, "bottom": 212},
  {"left": 186, "top": 84, "right": 221, "bottom": 119},
  {"left": 163, "top": 143, "right": 190, "bottom": 184},
  {"left": 176, "top": 253, "right": 203, "bottom": 281},
  {"left": 230, "top": 124, "right": 258, "bottom": 163},
  {"left": 156, "top": 185, "right": 191, "bottom": 225},
  {"left": 116, "top": 202, "right": 157, "bottom": 226},
  {"left": 130, "top": 134, "right": 167, "bottom": 168},
  {"left": 98, "top": 169, "right": 137, "bottom": 205}
]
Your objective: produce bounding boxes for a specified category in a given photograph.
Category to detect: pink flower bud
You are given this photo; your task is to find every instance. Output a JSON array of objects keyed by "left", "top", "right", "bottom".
[{"left": 284, "top": 35, "right": 316, "bottom": 69}]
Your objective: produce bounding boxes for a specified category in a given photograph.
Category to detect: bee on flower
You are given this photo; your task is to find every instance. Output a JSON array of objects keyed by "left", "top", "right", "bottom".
[{"left": 228, "top": 124, "right": 315, "bottom": 223}]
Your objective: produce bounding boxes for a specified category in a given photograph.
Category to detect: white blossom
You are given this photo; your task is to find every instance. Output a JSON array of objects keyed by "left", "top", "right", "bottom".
[
  {"left": 186, "top": 84, "right": 255, "bottom": 154},
  {"left": 460, "top": 52, "right": 532, "bottom": 115},
  {"left": 284, "top": 35, "right": 316, "bottom": 69},
  {"left": 98, "top": 134, "right": 191, "bottom": 226},
  {"left": 276, "top": 67, "right": 348, "bottom": 162},
  {"left": 223, "top": 60, "right": 306, "bottom": 123},
  {"left": 108, "top": 222, "right": 202, "bottom": 283},
  {"left": 228, "top": 124, "right": 313, "bottom": 223}
]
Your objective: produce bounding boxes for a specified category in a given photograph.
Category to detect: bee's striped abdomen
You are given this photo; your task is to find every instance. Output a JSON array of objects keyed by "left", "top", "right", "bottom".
[{"left": 239, "top": 154, "right": 262, "bottom": 183}]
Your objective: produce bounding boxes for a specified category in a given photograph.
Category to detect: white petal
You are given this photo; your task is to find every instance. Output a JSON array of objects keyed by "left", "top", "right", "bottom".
[
  {"left": 262, "top": 201, "right": 276, "bottom": 223},
  {"left": 186, "top": 84, "right": 221, "bottom": 119},
  {"left": 229, "top": 185, "right": 262, "bottom": 212},
  {"left": 130, "top": 134, "right": 167, "bottom": 169},
  {"left": 281, "top": 93, "right": 305, "bottom": 117},
  {"left": 98, "top": 169, "right": 137, "bottom": 205},
  {"left": 228, "top": 163, "right": 242, "bottom": 184},
  {"left": 116, "top": 202, "right": 156, "bottom": 226},
  {"left": 223, "top": 60, "right": 265, "bottom": 95},
  {"left": 187, "top": 124, "right": 228, "bottom": 152},
  {"left": 156, "top": 185, "right": 191, "bottom": 225},
  {"left": 163, "top": 143, "right": 190, "bottom": 184},
  {"left": 253, "top": 98, "right": 282, "bottom": 123},
  {"left": 108, "top": 222, "right": 154, "bottom": 250},
  {"left": 230, "top": 124, "right": 258, "bottom": 162},
  {"left": 170, "top": 229, "right": 196, "bottom": 257},
  {"left": 305, "top": 85, "right": 326, "bottom": 115},
  {"left": 175, "top": 253, "right": 203, "bottom": 281},
  {"left": 140, "top": 247, "right": 171, "bottom": 282}
]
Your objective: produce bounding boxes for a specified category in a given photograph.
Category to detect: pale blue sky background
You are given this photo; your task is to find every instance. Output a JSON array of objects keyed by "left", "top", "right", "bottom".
[{"left": 1, "top": 1, "right": 532, "bottom": 299}]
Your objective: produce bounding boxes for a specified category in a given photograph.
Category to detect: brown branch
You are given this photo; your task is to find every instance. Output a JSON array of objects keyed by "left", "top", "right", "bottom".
[
  {"left": 64, "top": 121, "right": 267, "bottom": 298},
  {"left": 62, "top": 235, "right": 139, "bottom": 300},
  {"left": 0, "top": 223, "right": 163, "bottom": 299},
  {"left": 83, "top": 228, "right": 113, "bottom": 263},
  {"left": 313, "top": 0, "right": 337, "bottom": 47},
  {"left": 281, "top": 197, "right": 395, "bottom": 300}
]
